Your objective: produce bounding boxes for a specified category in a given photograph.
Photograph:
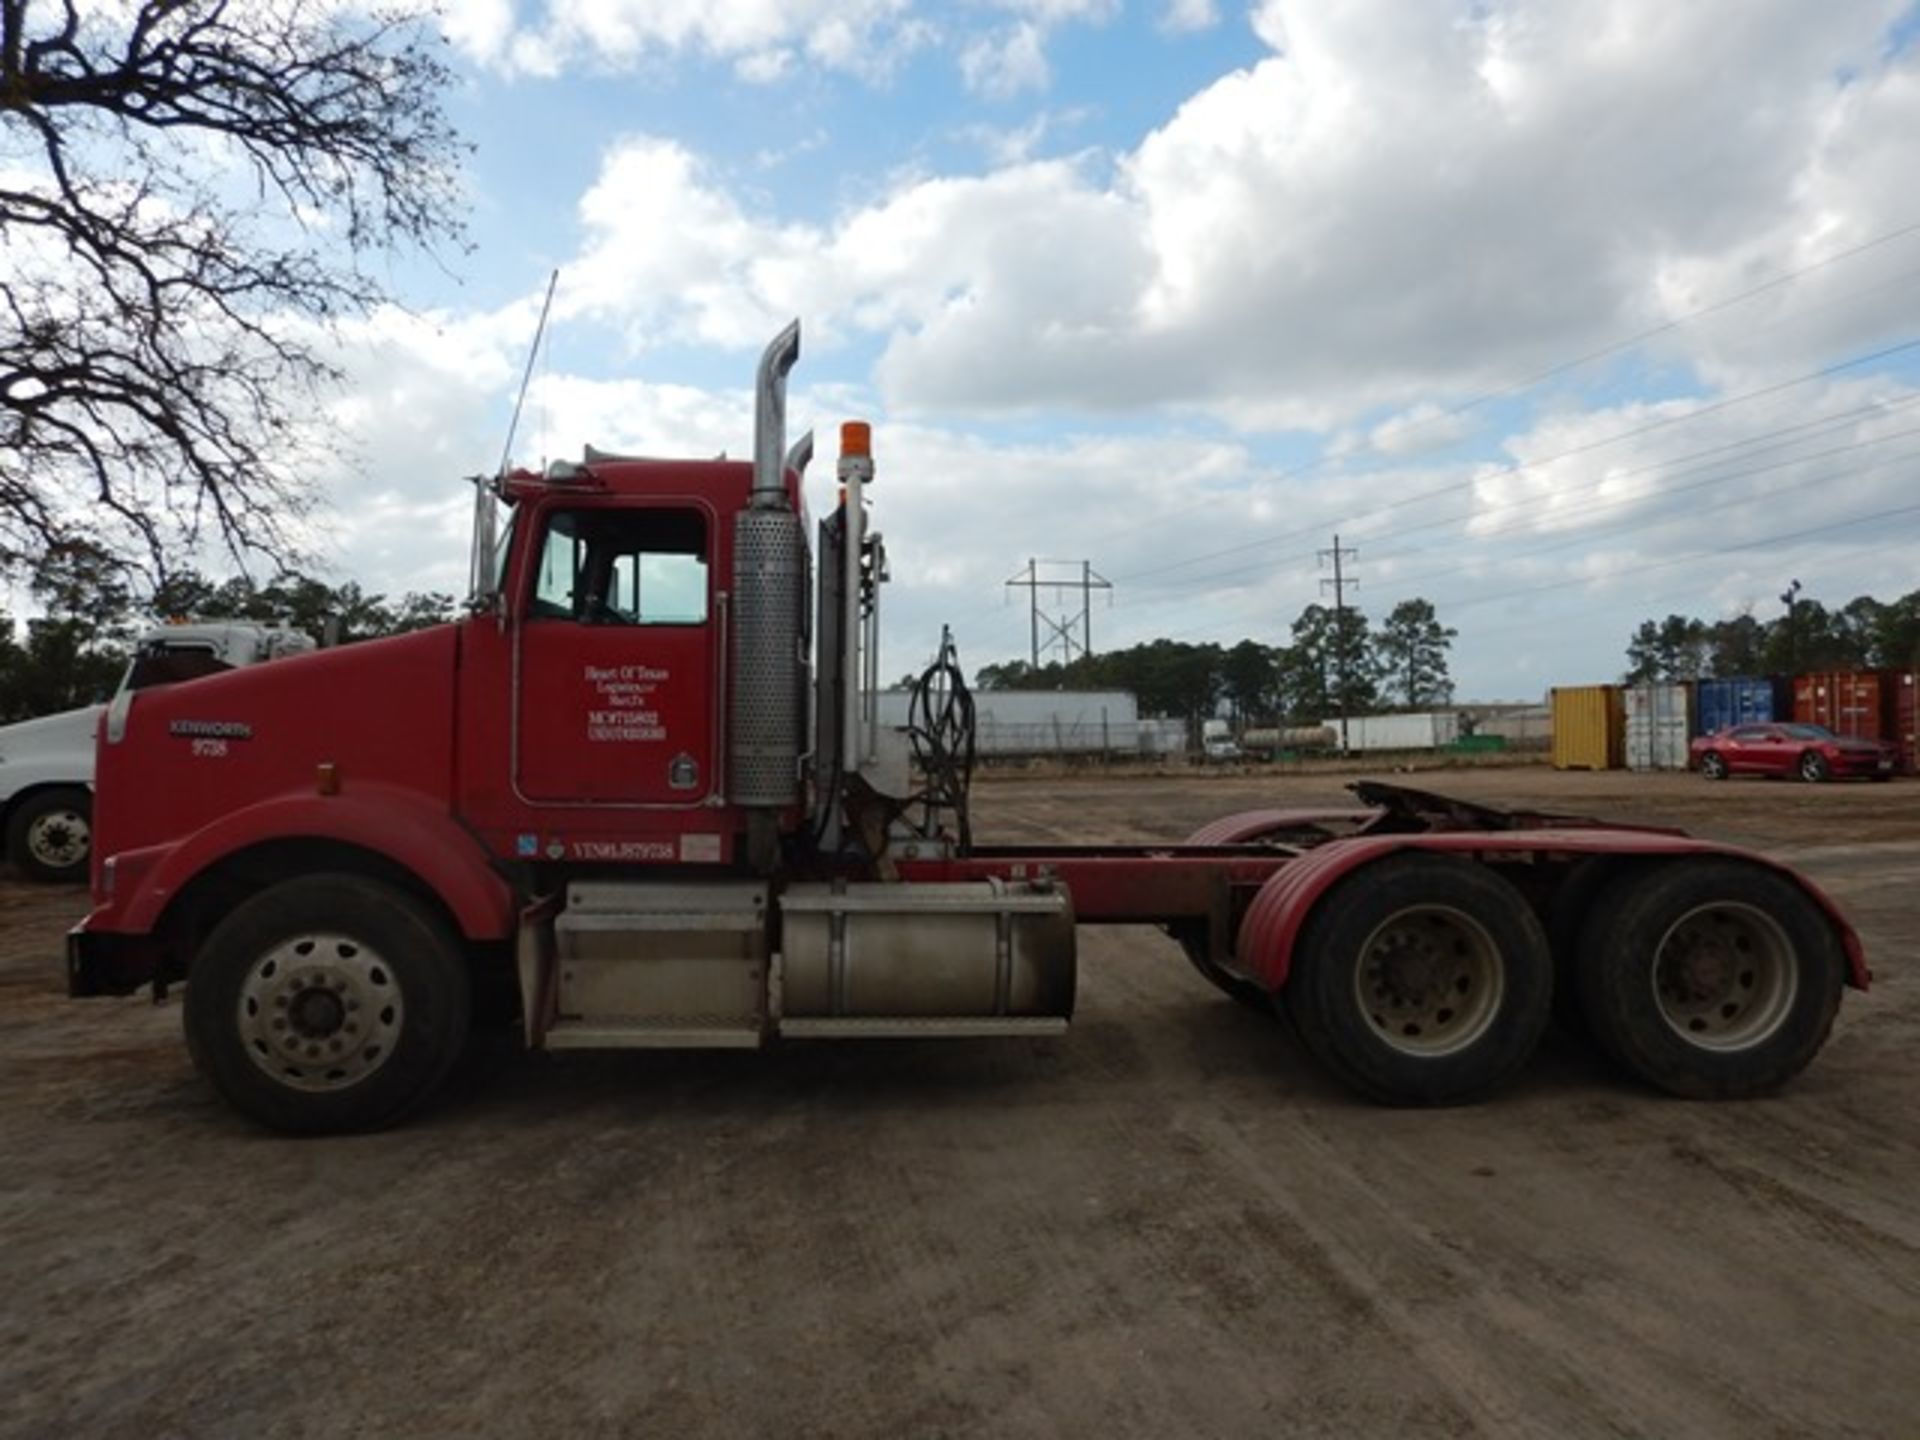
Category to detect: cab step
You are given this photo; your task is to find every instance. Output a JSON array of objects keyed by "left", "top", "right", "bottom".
[{"left": 544, "top": 1019, "right": 763, "bottom": 1050}]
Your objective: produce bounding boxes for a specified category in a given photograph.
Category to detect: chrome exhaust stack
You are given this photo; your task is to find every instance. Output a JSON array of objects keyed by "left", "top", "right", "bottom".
[
  {"left": 731, "top": 322, "right": 809, "bottom": 864},
  {"left": 752, "top": 320, "right": 802, "bottom": 509}
]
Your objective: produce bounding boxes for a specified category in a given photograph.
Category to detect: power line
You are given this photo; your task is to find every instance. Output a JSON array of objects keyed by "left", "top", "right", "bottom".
[
  {"left": 1127, "top": 400, "right": 1920, "bottom": 607},
  {"left": 1085, "top": 461, "right": 1920, "bottom": 655},
  {"left": 1065, "top": 219, "right": 1920, "bottom": 561},
  {"left": 1366, "top": 434, "right": 1920, "bottom": 590},
  {"left": 1458, "top": 532, "right": 1920, "bottom": 650},
  {"left": 937, "top": 332, "right": 1920, "bottom": 658},
  {"left": 923, "top": 220, "right": 1920, "bottom": 657},
  {"left": 1426, "top": 498, "right": 1920, "bottom": 617},
  {"left": 1110, "top": 334, "right": 1920, "bottom": 586}
]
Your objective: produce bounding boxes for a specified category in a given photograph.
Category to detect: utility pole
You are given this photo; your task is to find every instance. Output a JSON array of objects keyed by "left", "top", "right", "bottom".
[
  {"left": 1006, "top": 559, "right": 1113, "bottom": 668},
  {"left": 1318, "top": 534, "right": 1360, "bottom": 753},
  {"left": 1780, "top": 578, "right": 1802, "bottom": 674}
]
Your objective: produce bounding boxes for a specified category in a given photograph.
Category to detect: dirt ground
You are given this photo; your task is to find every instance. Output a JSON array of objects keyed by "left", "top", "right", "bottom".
[{"left": 2, "top": 768, "right": 1916, "bottom": 1439}]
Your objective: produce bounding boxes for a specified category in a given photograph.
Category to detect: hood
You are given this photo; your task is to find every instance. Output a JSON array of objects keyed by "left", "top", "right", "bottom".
[
  {"left": 92, "top": 624, "right": 460, "bottom": 865},
  {"left": 0, "top": 703, "right": 104, "bottom": 758}
]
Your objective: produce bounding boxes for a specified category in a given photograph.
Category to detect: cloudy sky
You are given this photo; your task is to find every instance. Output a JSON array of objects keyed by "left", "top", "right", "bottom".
[{"left": 314, "top": 0, "right": 1920, "bottom": 700}]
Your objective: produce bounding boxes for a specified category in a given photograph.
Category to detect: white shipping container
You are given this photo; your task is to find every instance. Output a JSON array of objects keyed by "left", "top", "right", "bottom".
[
  {"left": 1320, "top": 712, "right": 1462, "bottom": 752},
  {"left": 1471, "top": 706, "right": 1551, "bottom": 749},
  {"left": 1624, "top": 684, "right": 1691, "bottom": 771},
  {"left": 874, "top": 689, "right": 1143, "bottom": 758},
  {"left": 1137, "top": 718, "right": 1189, "bottom": 756}
]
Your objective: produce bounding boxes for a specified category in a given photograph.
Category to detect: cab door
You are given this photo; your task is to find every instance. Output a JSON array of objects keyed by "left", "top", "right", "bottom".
[
  {"left": 513, "top": 502, "right": 719, "bottom": 807},
  {"left": 1741, "top": 725, "right": 1791, "bottom": 774}
]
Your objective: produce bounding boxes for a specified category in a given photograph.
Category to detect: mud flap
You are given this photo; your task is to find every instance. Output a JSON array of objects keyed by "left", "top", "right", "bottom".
[{"left": 517, "top": 895, "right": 562, "bottom": 1048}]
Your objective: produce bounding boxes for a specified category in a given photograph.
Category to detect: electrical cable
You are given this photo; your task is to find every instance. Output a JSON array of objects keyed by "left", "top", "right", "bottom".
[{"left": 905, "top": 625, "right": 976, "bottom": 853}]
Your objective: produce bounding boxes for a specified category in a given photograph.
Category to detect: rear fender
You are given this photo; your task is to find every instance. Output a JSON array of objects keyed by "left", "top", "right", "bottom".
[
  {"left": 1235, "top": 832, "right": 1869, "bottom": 993},
  {"left": 105, "top": 783, "right": 516, "bottom": 942},
  {"left": 1184, "top": 808, "right": 1374, "bottom": 847}
]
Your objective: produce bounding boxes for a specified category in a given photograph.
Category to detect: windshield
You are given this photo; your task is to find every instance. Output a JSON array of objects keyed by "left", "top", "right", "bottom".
[{"left": 121, "top": 644, "right": 233, "bottom": 693}]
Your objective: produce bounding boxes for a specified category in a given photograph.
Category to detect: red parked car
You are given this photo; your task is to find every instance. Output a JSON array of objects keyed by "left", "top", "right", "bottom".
[{"left": 1691, "top": 723, "right": 1898, "bottom": 783}]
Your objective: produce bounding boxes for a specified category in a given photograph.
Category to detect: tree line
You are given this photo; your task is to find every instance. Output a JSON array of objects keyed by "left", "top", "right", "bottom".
[
  {"left": 1624, "top": 588, "right": 1920, "bottom": 683},
  {"left": 973, "top": 598, "right": 1456, "bottom": 725},
  {"left": 0, "top": 544, "right": 454, "bottom": 724}
]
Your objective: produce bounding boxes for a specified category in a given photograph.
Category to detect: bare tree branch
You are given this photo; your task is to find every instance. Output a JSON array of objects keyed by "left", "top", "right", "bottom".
[{"left": 0, "top": 0, "right": 466, "bottom": 579}]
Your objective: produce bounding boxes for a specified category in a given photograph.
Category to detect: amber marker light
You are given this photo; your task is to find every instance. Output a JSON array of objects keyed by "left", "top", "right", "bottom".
[{"left": 840, "top": 420, "right": 872, "bottom": 459}]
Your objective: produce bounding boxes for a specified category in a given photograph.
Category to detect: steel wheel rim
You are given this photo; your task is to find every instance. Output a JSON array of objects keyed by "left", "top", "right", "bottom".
[
  {"left": 237, "top": 933, "right": 405, "bottom": 1092},
  {"left": 1650, "top": 903, "right": 1797, "bottom": 1052},
  {"left": 1353, "top": 904, "right": 1506, "bottom": 1057},
  {"left": 26, "top": 808, "right": 88, "bottom": 869},
  {"left": 1799, "top": 753, "right": 1822, "bottom": 782}
]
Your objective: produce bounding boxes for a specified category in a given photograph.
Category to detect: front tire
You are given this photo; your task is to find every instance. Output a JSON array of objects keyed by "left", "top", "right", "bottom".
[
  {"left": 1798, "top": 750, "right": 1829, "bottom": 783},
  {"left": 1699, "top": 752, "right": 1728, "bottom": 781},
  {"left": 1285, "top": 855, "right": 1553, "bottom": 1105},
  {"left": 184, "top": 875, "right": 472, "bottom": 1134},
  {"left": 6, "top": 787, "right": 92, "bottom": 883},
  {"left": 1576, "top": 861, "right": 1844, "bottom": 1099}
]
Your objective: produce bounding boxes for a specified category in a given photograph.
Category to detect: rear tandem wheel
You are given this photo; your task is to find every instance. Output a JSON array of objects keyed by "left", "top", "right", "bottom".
[
  {"left": 1576, "top": 860, "right": 1845, "bottom": 1099},
  {"left": 1284, "top": 854, "right": 1553, "bottom": 1105}
]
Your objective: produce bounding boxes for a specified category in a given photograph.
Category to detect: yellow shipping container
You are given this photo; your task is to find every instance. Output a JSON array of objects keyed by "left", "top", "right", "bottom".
[{"left": 1551, "top": 685, "right": 1625, "bottom": 770}]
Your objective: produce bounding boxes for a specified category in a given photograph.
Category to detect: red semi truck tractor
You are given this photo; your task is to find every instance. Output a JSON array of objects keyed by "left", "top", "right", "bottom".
[{"left": 69, "top": 325, "right": 1866, "bottom": 1133}]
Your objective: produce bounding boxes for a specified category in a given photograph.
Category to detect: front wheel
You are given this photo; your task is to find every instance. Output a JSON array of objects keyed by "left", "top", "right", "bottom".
[
  {"left": 1284, "top": 855, "right": 1553, "bottom": 1105},
  {"left": 6, "top": 787, "right": 92, "bottom": 883},
  {"left": 184, "top": 875, "right": 472, "bottom": 1134},
  {"left": 1699, "top": 752, "right": 1728, "bottom": 781},
  {"left": 1576, "top": 861, "right": 1844, "bottom": 1099},
  {"left": 1798, "top": 750, "right": 1829, "bottom": 783}
]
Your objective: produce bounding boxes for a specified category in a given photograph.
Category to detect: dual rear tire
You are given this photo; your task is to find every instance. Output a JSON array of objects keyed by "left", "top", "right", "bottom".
[
  {"left": 1281, "top": 854, "right": 1844, "bottom": 1105},
  {"left": 1574, "top": 860, "right": 1844, "bottom": 1099},
  {"left": 1287, "top": 856, "right": 1552, "bottom": 1105}
]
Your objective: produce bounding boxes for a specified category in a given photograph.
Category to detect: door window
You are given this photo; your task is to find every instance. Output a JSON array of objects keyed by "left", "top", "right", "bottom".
[{"left": 530, "top": 508, "right": 708, "bottom": 625}]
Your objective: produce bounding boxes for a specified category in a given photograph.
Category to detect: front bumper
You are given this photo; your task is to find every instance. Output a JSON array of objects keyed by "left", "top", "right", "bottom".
[{"left": 1829, "top": 753, "right": 1898, "bottom": 777}]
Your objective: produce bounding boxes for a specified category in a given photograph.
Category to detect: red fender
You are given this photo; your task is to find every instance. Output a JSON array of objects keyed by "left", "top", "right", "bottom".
[
  {"left": 1183, "top": 808, "right": 1373, "bottom": 847},
  {"left": 1235, "top": 829, "right": 1869, "bottom": 992},
  {"left": 105, "top": 782, "right": 516, "bottom": 941}
]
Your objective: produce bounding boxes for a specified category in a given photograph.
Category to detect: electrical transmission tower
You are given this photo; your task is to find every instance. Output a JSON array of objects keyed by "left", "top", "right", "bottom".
[
  {"left": 1006, "top": 558, "right": 1113, "bottom": 668},
  {"left": 1318, "top": 534, "right": 1360, "bottom": 752}
]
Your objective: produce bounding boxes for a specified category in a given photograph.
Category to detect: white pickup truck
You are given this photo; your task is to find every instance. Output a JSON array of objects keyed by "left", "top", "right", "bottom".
[{"left": 0, "top": 621, "right": 316, "bottom": 882}]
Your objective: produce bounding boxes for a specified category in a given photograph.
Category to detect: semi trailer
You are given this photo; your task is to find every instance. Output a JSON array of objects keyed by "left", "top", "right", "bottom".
[{"left": 68, "top": 324, "right": 1864, "bottom": 1132}]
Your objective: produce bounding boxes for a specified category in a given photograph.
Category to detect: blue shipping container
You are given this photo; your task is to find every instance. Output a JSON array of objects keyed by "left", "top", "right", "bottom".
[{"left": 1695, "top": 677, "right": 1788, "bottom": 735}]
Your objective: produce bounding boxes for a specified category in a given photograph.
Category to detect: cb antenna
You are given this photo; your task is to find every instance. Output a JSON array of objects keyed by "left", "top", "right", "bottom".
[{"left": 498, "top": 269, "right": 560, "bottom": 478}]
